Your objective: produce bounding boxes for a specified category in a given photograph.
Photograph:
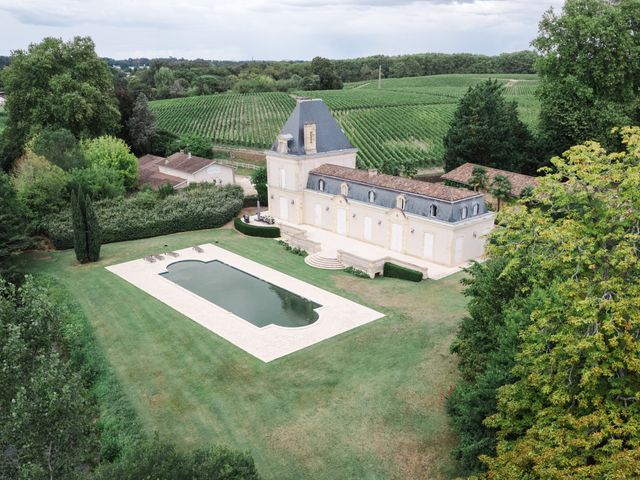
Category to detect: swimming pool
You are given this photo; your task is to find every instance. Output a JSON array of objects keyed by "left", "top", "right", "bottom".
[
  {"left": 107, "top": 244, "right": 384, "bottom": 362},
  {"left": 161, "top": 260, "right": 320, "bottom": 328}
]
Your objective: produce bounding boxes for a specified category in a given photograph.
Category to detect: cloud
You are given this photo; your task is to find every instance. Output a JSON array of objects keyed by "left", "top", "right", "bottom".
[{"left": 0, "top": 0, "right": 564, "bottom": 59}]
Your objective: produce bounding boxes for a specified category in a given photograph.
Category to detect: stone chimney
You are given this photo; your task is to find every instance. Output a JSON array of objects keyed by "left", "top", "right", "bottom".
[
  {"left": 304, "top": 122, "right": 317, "bottom": 155},
  {"left": 276, "top": 134, "right": 292, "bottom": 154},
  {"left": 368, "top": 168, "right": 378, "bottom": 177}
]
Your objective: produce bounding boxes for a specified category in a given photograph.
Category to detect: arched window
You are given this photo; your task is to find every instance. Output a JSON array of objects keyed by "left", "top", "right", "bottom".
[
  {"left": 318, "top": 179, "right": 325, "bottom": 192},
  {"left": 430, "top": 204, "right": 438, "bottom": 217},
  {"left": 461, "top": 206, "right": 468, "bottom": 219},
  {"left": 368, "top": 190, "right": 376, "bottom": 203},
  {"left": 472, "top": 203, "right": 480, "bottom": 215},
  {"left": 340, "top": 183, "right": 349, "bottom": 196},
  {"left": 396, "top": 195, "right": 406, "bottom": 210}
]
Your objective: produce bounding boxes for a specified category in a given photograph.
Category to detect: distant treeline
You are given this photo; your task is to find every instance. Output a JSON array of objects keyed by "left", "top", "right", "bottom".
[
  {"left": 101, "top": 50, "right": 536, "bottom": 100},
  {"left": 0, "top": 50, "right": 535, "bottom": 98}
]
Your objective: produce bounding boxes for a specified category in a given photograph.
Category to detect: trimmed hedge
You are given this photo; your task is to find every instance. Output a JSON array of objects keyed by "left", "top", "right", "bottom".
[
  {"left": 43, "top": 183, "right": 244, "bottom": 249},
  {"left": 383, "top": 262, "right": 423, "bottom": 282},
  {"left": 234, "top": 217, "right": 280, "bottom": 238}
]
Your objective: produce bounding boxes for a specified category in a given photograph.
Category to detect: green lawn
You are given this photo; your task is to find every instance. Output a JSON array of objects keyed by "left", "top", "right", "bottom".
[{"left": 21, "top": 227, "right": 467, "bottom": 479}]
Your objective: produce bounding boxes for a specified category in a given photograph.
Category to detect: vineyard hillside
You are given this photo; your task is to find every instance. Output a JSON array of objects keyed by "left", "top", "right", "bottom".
[{"left": 150, "top": 73, "right": 539, "bottom": 170}]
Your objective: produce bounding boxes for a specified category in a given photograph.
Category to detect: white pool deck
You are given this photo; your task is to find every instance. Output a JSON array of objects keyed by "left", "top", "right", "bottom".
[{"left": 106, "top": 244, "right": 384, "bottom": 362}]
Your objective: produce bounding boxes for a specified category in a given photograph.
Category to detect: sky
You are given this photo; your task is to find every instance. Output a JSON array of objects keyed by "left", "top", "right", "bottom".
[{"left": 0, "top": 0, "right": 564, "bottom": 60}]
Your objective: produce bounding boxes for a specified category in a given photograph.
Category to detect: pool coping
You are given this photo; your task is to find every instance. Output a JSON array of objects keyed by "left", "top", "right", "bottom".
[{"left": 106, "top": 244, "right": 385, "bottom": 362}]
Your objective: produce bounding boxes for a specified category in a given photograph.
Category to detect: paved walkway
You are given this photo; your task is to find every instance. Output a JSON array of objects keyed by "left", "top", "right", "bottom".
[
  {"left": 279, "top": 220, "right": 465, "bottom": 280},
  {"left": 107, "top": 244, "right": 384, "bottom": 362}
]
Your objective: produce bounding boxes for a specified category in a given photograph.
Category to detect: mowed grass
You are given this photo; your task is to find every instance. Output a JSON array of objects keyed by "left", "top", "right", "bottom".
[{"left": 21, "top": 227, "right": 468, "bottom": 479}]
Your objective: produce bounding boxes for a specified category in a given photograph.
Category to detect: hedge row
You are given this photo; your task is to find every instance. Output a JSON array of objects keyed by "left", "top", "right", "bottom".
[
  {"left": 383, "top": 262, "right": 423, "bottom": 282},
  {"left": 44, "top": 184, "right": 244, "bottom": 249},
  {"left": 234, "top": 217, "right": 281, "bottom": 238}
]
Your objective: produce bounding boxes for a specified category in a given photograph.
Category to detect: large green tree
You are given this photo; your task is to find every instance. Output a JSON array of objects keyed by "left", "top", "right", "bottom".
[
  {"left": 127, "top": 93, "right": 156, "bottom": 155},
  {"left": 477, "top": 127, "right": 640, "bottom": 478},
  {"left": 533, "top": 0, "right": 640, "bottom": 155},
  {"left": 0, "top": 278, "right": 97, "bottom": 479},
  {"left": 82, "top": 135, "right": 138, "bottom": 191},
  {"left": 30, "top": 127, "right": 86, "bottom": 171},
  {"left": 71, "top": 187, "right": 101, "bottom": 263},
  {"left": 443, "top": 80, "right": 537, "bottom": 174},
  {"left": 1, "top": 37, "right": 120, "bottom": 169},
  {"left": 0, "top": 172, "right": 29, "bottom": 264},
  {"left": 310, "top": 57, "right": 343, "bottom": 90}
]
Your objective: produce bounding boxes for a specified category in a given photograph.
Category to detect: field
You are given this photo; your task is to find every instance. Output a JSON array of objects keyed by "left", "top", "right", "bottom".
[
  {"left": 21, "top": 227, "right": 469, "bottom": 479},
  {"left": 150, "top": 73, "right": 539, "bottom": 171}
]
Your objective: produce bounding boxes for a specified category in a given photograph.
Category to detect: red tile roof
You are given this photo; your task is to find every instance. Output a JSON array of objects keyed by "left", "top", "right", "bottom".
[
  {"left": 309, "top": 164, "right": 481, "bottom": 202},
  {"left": 441, "top": 163, "right": 538, "bottom": 197},
  {"left": 138, "top": 154, "right": 184, "bottom": 188},
  {"left": 163, "top": 152, "right": 214, "bottom": 174}
]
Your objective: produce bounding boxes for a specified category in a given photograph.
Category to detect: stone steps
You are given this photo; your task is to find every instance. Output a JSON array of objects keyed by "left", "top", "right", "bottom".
[{"left": 304, "top": 253, "right": 345, "bottom": 270}]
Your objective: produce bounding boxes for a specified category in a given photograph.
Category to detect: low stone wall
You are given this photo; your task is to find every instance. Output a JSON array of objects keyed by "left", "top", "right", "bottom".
[
  {"left": 288, "top": 236, "right": 321, "bottom": 255},
  {"left": 337, "top": 251, "right": 428, "bottom": 280},
  {"left": 279, "top": 224, "right": 321, "bottom": 254},
  {"left": 337, "top": 251, "right": 383, "bottom": 278}
]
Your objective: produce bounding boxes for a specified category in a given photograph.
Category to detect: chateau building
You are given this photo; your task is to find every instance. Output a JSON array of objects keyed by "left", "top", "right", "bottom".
[{"left": 266, "top": 99, "right": 495, "bottom": 270}]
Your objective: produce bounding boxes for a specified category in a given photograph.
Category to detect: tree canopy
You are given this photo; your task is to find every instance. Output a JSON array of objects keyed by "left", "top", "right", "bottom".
[
  {"left": 533, "top": 0, "right": 640, "bottom": 155},
  {"left": 82, "top": 136, "right": 138, "bottom": 191},
  {"left": 1, "top": 37, "right": 120, "bottom": 169},
  {"left": 443, "top": 79, "right": 537, "bottom": 174},
  {"left": 449, "top": 126, "right": 640, "bottom": 478}
]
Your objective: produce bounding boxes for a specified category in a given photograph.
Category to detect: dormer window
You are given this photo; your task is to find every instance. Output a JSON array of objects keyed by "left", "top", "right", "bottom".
[
  {"left": 368, "top": 190, "right": 376, "bottom": 203},
  {"left": 340, "top": 183, "right": 349, "bottom": 196},
  {"left": 396, "top": 195, "right": 406, "bottom": 210},
  {"left": 461, "top": 206, "right": 468, "bottom": 219},
  {"left": 430, "top": 204, "right": 438, "bottom": 217},
  {"left": 318, "top": 179, "right": 325, "bottom": 192},
  {"left": 472, "top": 203, "right": 479, "bottom": 215}
]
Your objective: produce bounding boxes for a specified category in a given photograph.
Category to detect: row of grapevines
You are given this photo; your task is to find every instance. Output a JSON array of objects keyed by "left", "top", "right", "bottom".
[
  {"left": 151, "top": 93, "right": 296, "bottom": 149},
  {"left": 335, "top": 104, "right": 456, "bottom": 169}
]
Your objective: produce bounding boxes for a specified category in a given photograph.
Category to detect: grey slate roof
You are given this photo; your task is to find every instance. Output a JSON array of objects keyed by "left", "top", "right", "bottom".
[{"left": 271, "top": 99, "right": 353, "bottom": 155}]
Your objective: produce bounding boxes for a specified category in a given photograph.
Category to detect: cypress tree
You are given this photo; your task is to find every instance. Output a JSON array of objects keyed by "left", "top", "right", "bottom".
[
  {"left": 85, "top": 194, "right": 101, "bottom": 262},
  {"left": 71, "top": 187, "right": 89, "bottom": 263}
]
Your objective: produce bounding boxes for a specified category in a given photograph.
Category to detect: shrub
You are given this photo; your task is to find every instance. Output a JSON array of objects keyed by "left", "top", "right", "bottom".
[
  {"left": 383, "top": 262, "right": 423, "bottom": 282},
  {"left": 43, "top": 184, "right": 244, "bottom": 249},
  {"left": 344, "top": 266, "right": 370, "bottom": 278},
  {"left": 234, "top": 217, "right": 280, "bottom": 238},
  {"left": 277, "top": 240, "right": 306, "bottom": 256}
]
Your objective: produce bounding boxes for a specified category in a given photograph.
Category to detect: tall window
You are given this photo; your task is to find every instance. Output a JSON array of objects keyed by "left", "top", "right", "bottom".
[
  {"left": 318, "top": 179, "right": 325, "bottom": 192},
  {"left": 340, "top": 183, "right": 349, "bottom": 196},
  {"left": 461, "top": 206, "right": 468, "bottom": 219},
  {"left": 279, "top": 168, "right": 286, "bottom": 189},
  {"left": 430, "top": 204, "right": 438, "bottom": 217},
  {"left": 396, "top": 195, "right": 406, "bottom": 210},
  {"left": 368, "top": 190, "right": 376, "bottom": 203},
  {"left": 472, "top": 203, "right": 480, "bottom": 215}
]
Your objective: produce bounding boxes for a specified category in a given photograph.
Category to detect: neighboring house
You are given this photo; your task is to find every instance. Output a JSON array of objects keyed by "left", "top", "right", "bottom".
[
  {"left": 266, "top": 99, "right": 495, "bottom": 268},
  {"left": 138, "top": 152, "right": 235, "bottom": 189},
  {"left": 441, "top": 162, "right": 538, "bottom": 207}
]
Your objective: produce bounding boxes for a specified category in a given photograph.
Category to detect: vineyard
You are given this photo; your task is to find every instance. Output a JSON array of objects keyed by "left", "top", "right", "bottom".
[
  {"left": 150, "top": 73, "right": 539, "bottom": 170},
  {"left": 151, "top": 93, "right": 296, "bottom": 149}
]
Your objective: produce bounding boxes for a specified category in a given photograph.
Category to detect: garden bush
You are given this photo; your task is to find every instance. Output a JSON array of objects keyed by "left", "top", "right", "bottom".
[
  {"left": 44, "top": 183, "right": 244, "bottom": 249},
  {"left": 234, "top": 217, "right": 280, "bottom": 238},
  {"left": 383, "top": 262, "right": 423, "bottom": 282}
]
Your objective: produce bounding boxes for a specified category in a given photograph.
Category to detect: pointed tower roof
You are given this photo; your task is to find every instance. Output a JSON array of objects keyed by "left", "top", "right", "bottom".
[{"left": 272, "top": 99, "right": 354, "bottom": 155}]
